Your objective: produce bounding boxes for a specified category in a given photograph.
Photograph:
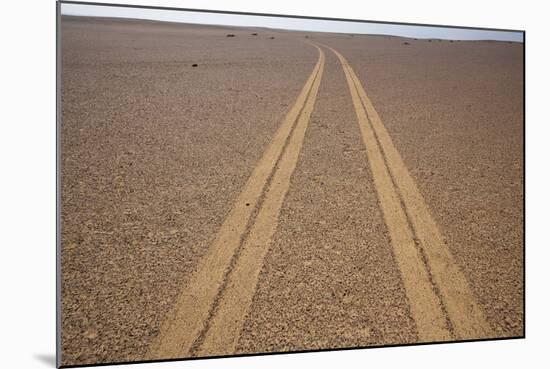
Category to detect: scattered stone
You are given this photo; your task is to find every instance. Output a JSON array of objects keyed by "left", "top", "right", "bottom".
[
  {"left": 251, "top": 33, "right": 258, "bottom": 36},
  {"left": 269, "top": 36, "right": 275, "bottom": 39},
  {"left": 192, "top": 64, "right": 198, "bottom": 67},
  {"left": 226, "top": 34, "right": 235, "bottom": 37},
  {"left": 403, "top": 42, "right": 410, "bottom": 45},
  {"left": 84, "top": 328, "right": 98, "bottom": 340}
]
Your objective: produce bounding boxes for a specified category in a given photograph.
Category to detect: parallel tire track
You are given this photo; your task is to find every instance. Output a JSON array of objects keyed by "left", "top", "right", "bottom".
[
  {"left": 196, "top": 47, "right": 325, "bottom": 357},
  {"left": 147, "top": 45, "right": 325, "bottom": 360},
  {"left": 320, "top": 42, "right": 493, "bottom": 341}
]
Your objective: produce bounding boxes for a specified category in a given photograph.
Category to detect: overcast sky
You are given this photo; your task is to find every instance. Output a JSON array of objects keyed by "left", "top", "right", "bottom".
[{"left": 61, "top": 3, "right": 523, "bottom": 42}]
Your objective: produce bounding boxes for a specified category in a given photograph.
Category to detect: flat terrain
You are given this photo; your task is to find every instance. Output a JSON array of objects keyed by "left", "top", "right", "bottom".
[
  {"left": 60, "top": 16, "right": 523, "bottom": 366},
  {"left": 317, "top": 35, "right": 524, "bottom": 338}
]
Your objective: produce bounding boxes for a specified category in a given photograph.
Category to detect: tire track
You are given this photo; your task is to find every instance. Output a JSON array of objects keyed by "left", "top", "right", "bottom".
[
  {"left": 147, "top": 44, "right": 325, "bottom": 360},
  {"left": 196, "top": 47, "right": 325, "bottom": 357},
  {"left": 320, "top": 42, "right": 493, "bottom": 341}
]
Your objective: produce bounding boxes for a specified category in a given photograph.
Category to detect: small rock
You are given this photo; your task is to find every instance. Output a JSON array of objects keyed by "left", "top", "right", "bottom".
[
  {"left": 84, "top": 328, "right": 98, "bottom": 340},
  {"left": 192, "top": 64, "right": 198, "bottom": 67},
  {"left": 226, "top": 34, "right": 235, "bottom": 37}
]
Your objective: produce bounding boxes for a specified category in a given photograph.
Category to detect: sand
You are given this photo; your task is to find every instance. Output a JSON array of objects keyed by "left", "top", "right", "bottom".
[
  {"left": 60, "top": 16, "right": 523, "bottom": 366},
  {"left": 310, "top": 34, "right": 524, "bottom": 337},
  {"left": 60, "top": 16, "right": 317, "bottom": 365}
]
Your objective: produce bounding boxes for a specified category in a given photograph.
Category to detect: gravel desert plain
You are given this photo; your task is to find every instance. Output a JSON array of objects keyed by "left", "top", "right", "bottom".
[{"left": 60, "top": 15, "right": 524, "bottom": 367}]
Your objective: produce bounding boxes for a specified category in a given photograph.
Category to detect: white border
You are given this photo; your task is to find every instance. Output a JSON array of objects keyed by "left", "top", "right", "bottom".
[{"left": 1, "top": 1, "right": 548, "bottom": 368}]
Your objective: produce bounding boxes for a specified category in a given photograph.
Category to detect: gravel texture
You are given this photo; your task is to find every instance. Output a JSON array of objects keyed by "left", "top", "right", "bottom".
[
  {"left": 60, "top": 16, "right": 316, "bottom": 366},
  {"left": 60, "top": 16, "right": 524, "bottom": 366},
  {"left": 236, "top": 50, "right": 418, "bottom": 354},
  {"left": 311, "top": 34, "right": 524, "bottom": 337}
]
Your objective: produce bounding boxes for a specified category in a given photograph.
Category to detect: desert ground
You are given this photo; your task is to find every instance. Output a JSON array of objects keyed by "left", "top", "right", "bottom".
[{"left": 60, "top": 16, "right": 523, "bottom": 366}]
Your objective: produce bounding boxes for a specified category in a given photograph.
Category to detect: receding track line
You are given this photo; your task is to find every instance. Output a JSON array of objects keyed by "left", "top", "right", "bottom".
[
  {"left": 318, "top": 42, "right": 450, "bottom": 341},
  {"left": 320, "top": 42, "right": 493, "bottom": 341},
  {"left": 146, "top": 45, "right": 325, "bottom": 360},
  {"left": 196, "top": 47, "right": 326, "bottom": 357},
  {"left": 344, "top": 55, "right": 493, "bottom": 340}
]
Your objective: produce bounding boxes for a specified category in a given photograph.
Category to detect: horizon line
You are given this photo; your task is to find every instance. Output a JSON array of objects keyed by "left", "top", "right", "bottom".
[{"left": 60, "top": 2, "right": 524, "bottom": 43}]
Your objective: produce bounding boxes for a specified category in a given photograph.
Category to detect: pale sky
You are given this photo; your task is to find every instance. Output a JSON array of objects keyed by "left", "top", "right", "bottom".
[{"left": 61, "top": 3, "right": 524, "bottom": 42}]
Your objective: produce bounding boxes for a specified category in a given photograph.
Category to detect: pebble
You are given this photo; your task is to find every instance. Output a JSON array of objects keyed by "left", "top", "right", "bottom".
[{"left": 84, "top": 328, "right": 98, "bottom": 340}]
